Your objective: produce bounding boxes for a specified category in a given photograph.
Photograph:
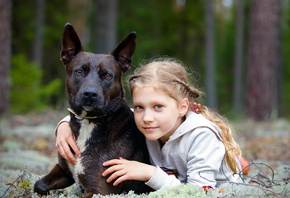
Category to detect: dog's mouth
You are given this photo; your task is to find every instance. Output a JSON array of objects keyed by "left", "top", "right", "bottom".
[
  {"left": 73, "top": 96, "right": 105, "bottom": 112},
  {"left": 83, "top": 106, "right": 95, "bottom": 112},
  {"left": 81, "top": 104, "right": 106, "bottom": 115},
  {"left": 70, "top": 97, "right": 106, "bottom": 116}
]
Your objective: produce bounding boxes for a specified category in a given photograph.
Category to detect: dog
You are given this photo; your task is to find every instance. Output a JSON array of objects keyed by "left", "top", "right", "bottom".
[{"left": 34, "top": 23, "right": 151, "bottom": 197}]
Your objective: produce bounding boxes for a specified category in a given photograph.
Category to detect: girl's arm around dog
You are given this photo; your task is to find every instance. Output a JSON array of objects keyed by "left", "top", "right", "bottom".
[{"left": 55, "top": 116, "right": 81, "bottom": 164}]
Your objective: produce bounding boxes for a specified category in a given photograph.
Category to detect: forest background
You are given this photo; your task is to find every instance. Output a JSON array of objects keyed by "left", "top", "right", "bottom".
[
  {"left": 0, "top": 0, "right": 290, "bottom": 197},
  {"left": 0, "top": 0, "right": 290, "bottom": 121}
]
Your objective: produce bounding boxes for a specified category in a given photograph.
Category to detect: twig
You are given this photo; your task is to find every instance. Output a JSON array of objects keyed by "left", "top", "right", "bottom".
[
  {"left": 0, "top": 168, "right": 31, "bottom": 198},
  {"left": 228, "top": 181, "right": 284, "bottom": 197},
  {"left": 229, "top": 161, "right": 290, "bottom": 197},
  {"left": 240, "top": 161, "right": 283, "bottom": 187}
]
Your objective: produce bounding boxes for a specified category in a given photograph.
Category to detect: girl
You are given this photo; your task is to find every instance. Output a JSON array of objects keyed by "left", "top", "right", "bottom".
[{"left": 56, "top": 58, "right": 244, "bottom": 190}]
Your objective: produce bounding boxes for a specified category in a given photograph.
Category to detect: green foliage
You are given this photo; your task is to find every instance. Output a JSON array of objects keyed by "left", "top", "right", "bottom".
[
  {"left": 10, "top": 54, "right": 62, "bottom": 113},
  {"left": 19, "top": 181, "right": 32, "bottom": 191}
]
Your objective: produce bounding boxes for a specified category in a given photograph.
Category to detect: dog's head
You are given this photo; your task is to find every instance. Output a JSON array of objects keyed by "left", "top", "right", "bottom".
[{"left": 60, "top": 23, "right": 136, "bottom": 117}]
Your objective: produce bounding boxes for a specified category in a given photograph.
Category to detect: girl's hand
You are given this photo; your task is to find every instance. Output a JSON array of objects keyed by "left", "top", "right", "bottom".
[
  {"left": 55, "top": 121, "right": 81, "bottom": 164},
  {"left": 102, "top": 157, "right": 156, "bottom": 186}
]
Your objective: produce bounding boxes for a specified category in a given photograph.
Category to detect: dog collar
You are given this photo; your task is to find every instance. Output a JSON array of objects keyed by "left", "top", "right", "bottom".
[{"left": 67, "top": 108, "right": 107, "bottom": 120}]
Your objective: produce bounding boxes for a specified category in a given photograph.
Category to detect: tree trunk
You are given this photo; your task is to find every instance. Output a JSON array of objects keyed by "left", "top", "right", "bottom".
[
  {"left": 67, "top": 0, "right": 90, "bottom": 46},
  {"left": 95, "top": 0, "right": 117, "bottom": 53},
  {"left": 33, "top": 0, "right": 45, "bottom": 66},
  {"left": 232, "top": 0, "right": 245, "bottom": 115},
  {"left": 205, "top": 0, "right": 216, "bottom": 108},
  {"left": 0, "top": 0, "right": 12, "bottom": 117},
  {"left": 246, "top": 0, "right": 281, "bottom": 121}
]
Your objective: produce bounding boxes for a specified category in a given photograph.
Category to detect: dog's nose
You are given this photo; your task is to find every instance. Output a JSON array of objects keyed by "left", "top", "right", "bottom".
[{"left": 83, "top": 88, "right": 98, "bottom": 99}]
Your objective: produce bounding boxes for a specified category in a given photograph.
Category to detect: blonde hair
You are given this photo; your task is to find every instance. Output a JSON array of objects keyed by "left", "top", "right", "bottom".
[{"left": 129, "top": 58, "right": 241, "bottom": 173}]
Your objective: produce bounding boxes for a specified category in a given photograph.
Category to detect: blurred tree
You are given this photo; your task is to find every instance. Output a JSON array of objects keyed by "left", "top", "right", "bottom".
[
  {"left": 281, "top": 1, "right": 290, "bottom": 117},
  {"left": 215, "top": 2, "right": 235, "bottom": 113},
  {"left": 42, "top": 0, "right": 70, "bottom": 84},
  {"left": 66, "top": 0, "right": 90, "bottom": 46},
  {"left": 117, "top": 0, "right": 204, "bottom": 105},
  {"left": 246, "top": 0, "right": 281, "bottom": 120},
  {"left": 205, "top": 0, "right": 216, "bottom": 108},
  {"left": 95, "top": 0, "right": 118, "bottom": 53},
  {"left": 33, "top": 0, "right": 45, "bottom": 65},
  {"left": 232, "top": 0, "right": 245, "bottom": 115},
  {"left": 0, "top": 0, "right": 12, "bottom": 117}
]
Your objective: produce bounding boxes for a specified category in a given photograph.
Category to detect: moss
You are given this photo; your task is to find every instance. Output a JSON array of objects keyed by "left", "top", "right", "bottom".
[
  {"left": 0, "top": 150, "right": 56, "bottom": 174},
  {"left": 148, "top": 184, "right": 207, "bottom": 198},
  {"left": 2, "top": 140, "right": 24, "bottom": 151}
]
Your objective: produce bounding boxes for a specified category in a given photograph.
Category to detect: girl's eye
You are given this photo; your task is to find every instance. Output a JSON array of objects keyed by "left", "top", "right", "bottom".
[
  {"left": 75, "top": 69, "right": 83, "bottom": 76},
  {"left": 135, "top": 105, "right": 143, "bottom": 110},
  {"left": 104, "top": 73, "right": 112, "bottom": 79},
  {"left": 155, "top": 105, "right": 163, "bottom": 109}
]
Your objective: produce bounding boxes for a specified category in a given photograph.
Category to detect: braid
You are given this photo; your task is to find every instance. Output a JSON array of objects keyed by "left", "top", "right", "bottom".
[
  {"left": 128, "top": 74, "right": 140, "bottom": 83},
  {"left": 199, "top": 105, "right": 242, "bottom": 173},
  {"left": 172, "top": 79, "right": 202, "bottom": 99}
]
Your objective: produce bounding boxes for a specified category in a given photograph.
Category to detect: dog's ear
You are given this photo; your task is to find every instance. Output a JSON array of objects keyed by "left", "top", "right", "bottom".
[
  {"left": 60, "top": 23, "right": 83, "bottom": 65},
  {"left": 111, "top": 32, "right": 136, "bottom": 73}
]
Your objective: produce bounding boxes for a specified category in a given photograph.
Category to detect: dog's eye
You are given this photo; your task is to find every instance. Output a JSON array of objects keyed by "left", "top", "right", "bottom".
[
  {"left": 75, "top": 69, "right": 83, "bottom": 76},
  {"left": 104, "top": 73, "right": 112, "bottom": 79}
]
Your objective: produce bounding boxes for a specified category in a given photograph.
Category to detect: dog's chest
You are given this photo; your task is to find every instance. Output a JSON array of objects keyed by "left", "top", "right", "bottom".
[
  {"left": 69, "top": 119, "right": 96, "bottom": 183},
  {"left": 77, "top": 119, "right": 95, "bottom": 153}
]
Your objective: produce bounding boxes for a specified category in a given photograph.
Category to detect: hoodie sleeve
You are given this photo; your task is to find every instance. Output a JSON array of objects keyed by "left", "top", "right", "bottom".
[
  {"left": 54, "top": 115, "right": 71, "bottom": 135},
  {"left": 145, "top": 166, "right": 181, "bottom": 190}
]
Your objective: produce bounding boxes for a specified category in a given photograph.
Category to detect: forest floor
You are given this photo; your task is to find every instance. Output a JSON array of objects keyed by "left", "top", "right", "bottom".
[{"left": 0, "top": 110, "right": 289, "bottom": 197}]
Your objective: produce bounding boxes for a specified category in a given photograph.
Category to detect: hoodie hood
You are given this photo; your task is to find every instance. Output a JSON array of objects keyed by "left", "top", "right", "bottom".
[{"left": 168, "top": 111, "right": 223, "bottom": 142}]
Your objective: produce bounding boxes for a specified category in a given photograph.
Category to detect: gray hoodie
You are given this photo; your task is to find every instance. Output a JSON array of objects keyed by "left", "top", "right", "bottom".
[{"left": 145, "top": 111, "right": 242, "bottom": 190}]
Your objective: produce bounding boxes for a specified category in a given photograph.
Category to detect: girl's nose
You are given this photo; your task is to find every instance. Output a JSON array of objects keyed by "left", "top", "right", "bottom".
[{"left": 143, "top": 110, "right": 154, "bottom": 123}]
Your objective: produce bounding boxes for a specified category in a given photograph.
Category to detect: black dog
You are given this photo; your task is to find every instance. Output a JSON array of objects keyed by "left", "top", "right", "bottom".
[{"left": 34, "top": 23, "right": 151, "bottom": 197}]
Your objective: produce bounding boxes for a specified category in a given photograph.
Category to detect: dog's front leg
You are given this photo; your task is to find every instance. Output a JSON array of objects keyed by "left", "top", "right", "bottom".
[
  {"left": 78, "top": 170, "right": 122, "bottom": 196},
  {"left": 34, "top": 163, "right": 75, "bottom": 195},
  {"left": 85, "top": 192, "right": 94, "bottom": 198}
]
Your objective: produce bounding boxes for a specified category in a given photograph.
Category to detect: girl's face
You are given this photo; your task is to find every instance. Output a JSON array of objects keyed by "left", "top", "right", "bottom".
[{"left": 132, "top": 86, "right": 188, "bottom": 144}]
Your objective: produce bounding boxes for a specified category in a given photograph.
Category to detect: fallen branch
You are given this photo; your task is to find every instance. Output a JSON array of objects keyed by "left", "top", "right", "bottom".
[{"left": 0, "top": 167, "right": 32, "bottom": 198}]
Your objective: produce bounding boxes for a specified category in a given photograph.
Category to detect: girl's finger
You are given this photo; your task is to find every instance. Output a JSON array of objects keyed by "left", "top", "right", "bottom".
[
  {"left": 106, "top": 169, "right": 127, "bottom": 183},
  {"left": 68, "top": 138, "right": 81, "bottom": 158},
  {"left": 71, "top": 136, "right": 81, "bottom": 157},
  {"left": 102, "top": 164, "right": 124, "bottom": 177},
  {"left": 58, "top": 144, "right": 74, "bottom": 164},
  {"left": 57, "top": 145, "right": 66, "bottom": 159},
  {"left": 113, "top": 174, "right": 128, "bottom": 186},
  {"left": 61, "top": 142, "right": 76, "bottom": 164},
  {"left": 103, "top": 159, "right": 123, "bottom": 166}
]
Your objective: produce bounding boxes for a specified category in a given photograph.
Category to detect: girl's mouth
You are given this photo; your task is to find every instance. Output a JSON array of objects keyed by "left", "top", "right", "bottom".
[{"left": 143, "top": 127, "right": 157, "bottom": 132}]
